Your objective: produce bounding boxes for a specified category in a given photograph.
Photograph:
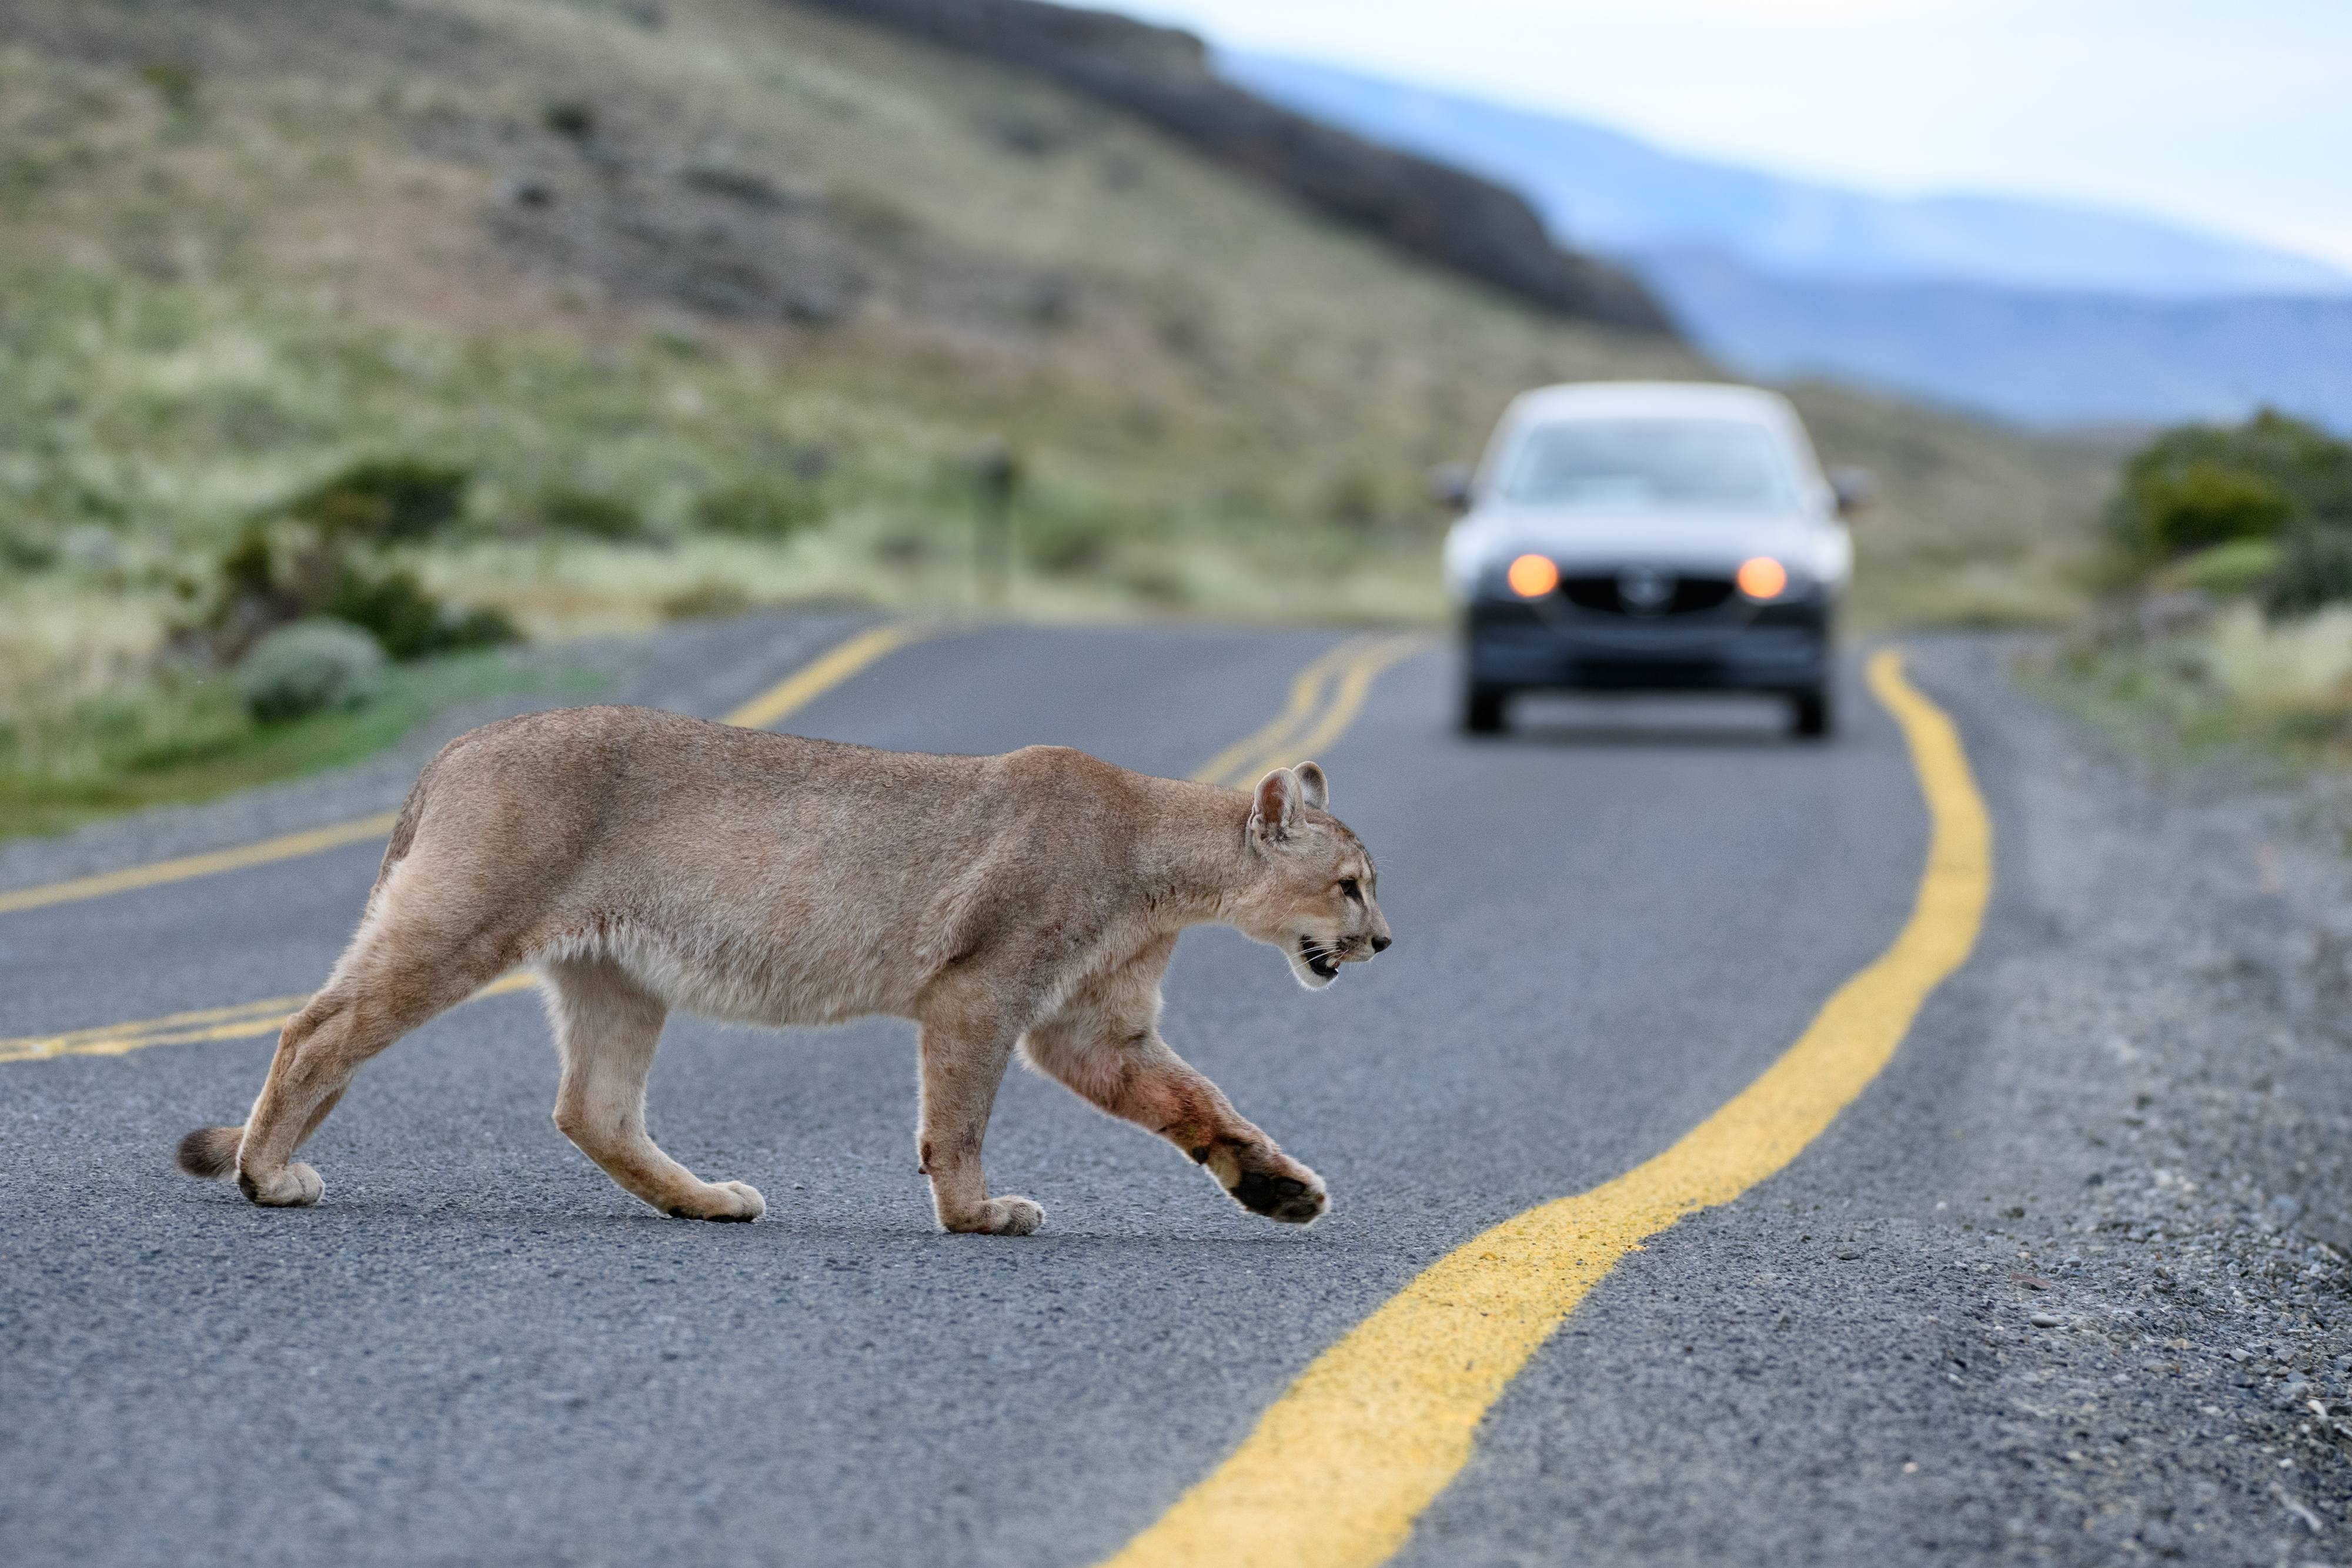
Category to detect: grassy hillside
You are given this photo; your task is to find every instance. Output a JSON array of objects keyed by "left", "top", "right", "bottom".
[{"left": 0, "top": 0, "right": 2118, "bottom": 825}]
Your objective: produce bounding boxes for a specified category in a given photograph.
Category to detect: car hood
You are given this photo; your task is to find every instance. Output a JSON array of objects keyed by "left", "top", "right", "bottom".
[{"left": 1444, "top": 504, "right": 1851, "bottom": 599}]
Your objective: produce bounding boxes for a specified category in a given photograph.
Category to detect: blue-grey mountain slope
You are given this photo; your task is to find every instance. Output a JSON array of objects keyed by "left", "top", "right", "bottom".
[
  {"left": 1217, "top": 54, "right": 2351, "bottom": 300},
  {"left": 1222, "top": 52, "right": 2352, "bottom": 430},
  {"left": 1641, "top": 252, "right": 2352, "bottom": 431}
]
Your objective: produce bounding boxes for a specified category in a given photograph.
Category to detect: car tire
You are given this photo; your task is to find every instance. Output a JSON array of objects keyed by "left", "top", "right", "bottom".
[
  {"left": 1463, "top": 684, "right": 1506, "bottom": 734},
  {"left": 1790, "top": 687, "right": 1832, "bottom": 740}
]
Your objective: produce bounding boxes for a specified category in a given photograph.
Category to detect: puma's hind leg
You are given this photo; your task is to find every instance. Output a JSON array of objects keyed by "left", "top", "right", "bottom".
[
  {"left": 1022, "top": 961, "right": 1328, "bottom": 1225},
  {"left": 196, "top": 922, "right": 505, "bottom": 1207},
  {"left": 542, "top": 956, "right": 763, "bottom": 1222}
]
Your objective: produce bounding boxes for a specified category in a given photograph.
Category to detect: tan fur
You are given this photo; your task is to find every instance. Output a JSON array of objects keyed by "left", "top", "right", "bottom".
[{"left": 175, "top": 706, "right": 1392, "bottom": 1234}]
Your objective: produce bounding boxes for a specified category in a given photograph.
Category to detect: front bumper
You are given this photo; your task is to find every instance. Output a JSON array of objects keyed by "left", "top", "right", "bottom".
[{"left": 1464, "top": 598, "right": 1832, "bottom": 694}]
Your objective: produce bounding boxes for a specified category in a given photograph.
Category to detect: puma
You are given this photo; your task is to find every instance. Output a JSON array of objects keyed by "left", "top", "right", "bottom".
[{"left": 175, "top": 706, "right": 1392, "bottom": 1235}]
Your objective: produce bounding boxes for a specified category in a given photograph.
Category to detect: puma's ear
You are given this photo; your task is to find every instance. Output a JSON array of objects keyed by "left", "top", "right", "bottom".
[
  {"left": 1251, "top": 767, "right": 1301, "bottom": 841},
  {"left": 1294, "top": 761, "right": 1329, "bottom": 812}
]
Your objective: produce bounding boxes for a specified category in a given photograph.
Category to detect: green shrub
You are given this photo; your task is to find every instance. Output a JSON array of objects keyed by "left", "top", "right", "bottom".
[
  {"left": 289, "top": 458, "right": 470, "bottom": 544},
  {"left": 211, "top": 482, "right": 517, "bottom": 660},
  {"left": 540, "top": 487, "right": 645, "bottom": 540},
  {"left": 2138, "top": 462, "right": 2291, "bottom": 554},
  {"left": 234, "top": 620, "right": 386, "bottom": 723},
  {"left": 1323, "top": 471, "right": 1383, "bottom": 532},
  {"left": 2109, "top": 410, "right": 2352, "bottom": 559},
  {"left": 326, "top": 569, "right": 522, "bottom": 661},
  {"left": 2266, "top": 529, "right": 2352, "bottom": 619},
  {"left": 2168, "top": 537, "right": 2279, "bottom": 600},
  {"left": 1, "top": 527, "right": 58, "bottom": 570},
  {"left": 138, "top": 62, "right": 201, "bottom": 115},
  {"left": 693, "top": 480, "right": 822, "bottom": 537},
  {"left": 1023, "top": 510, "right": 1115, "bottom": 574},
  {"left": 543, "top": 100, "right": 597, "bottom": 139},
  {"left": 218, "top": 527, "right": 278, "bottom": 600},
  {"left": 660, "top": 580, "right": 753, "bottom": 618}
]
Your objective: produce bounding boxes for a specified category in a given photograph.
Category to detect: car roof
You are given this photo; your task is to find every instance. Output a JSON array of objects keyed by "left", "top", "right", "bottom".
[
  {"left": 1475, "top": 380, "right": 1828, "bottom": 500},
  {"left": 1501, "top": 381, "right": 1799, "bottom": 426}
]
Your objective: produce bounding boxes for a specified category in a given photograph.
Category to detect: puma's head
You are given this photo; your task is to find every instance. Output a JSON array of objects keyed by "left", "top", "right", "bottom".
[{"left": 1236, "top": 761, "right": 1392, "bottom": 991}]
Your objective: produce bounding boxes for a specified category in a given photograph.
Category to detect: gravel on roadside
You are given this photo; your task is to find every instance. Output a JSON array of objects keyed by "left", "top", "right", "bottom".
[{"left": 1855, "top": 636, "right": 2352, "bottom": 1562}]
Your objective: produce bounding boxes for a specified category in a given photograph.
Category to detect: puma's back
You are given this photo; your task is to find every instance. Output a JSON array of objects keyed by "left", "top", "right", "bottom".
[{"left": 372, "top": 706, "right": 1302, "bottom": 1026}]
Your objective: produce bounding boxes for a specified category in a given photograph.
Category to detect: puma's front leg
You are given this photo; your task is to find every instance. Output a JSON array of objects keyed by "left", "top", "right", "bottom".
[
  {"left": 1023, "top": 1005, "right": 1328, "bottom": 1225},
  {"left": 916, "top": 999, "right": 1041, "bottom": 1236}
]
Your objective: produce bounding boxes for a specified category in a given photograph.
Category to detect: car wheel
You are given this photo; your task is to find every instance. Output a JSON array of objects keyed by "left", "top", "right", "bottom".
[
  {"left": 1790, "top": 687, "right": 1832, "bottom": 739},
  {"left": 1463, "top": 684, "right": 1506, "bottom": 734}
]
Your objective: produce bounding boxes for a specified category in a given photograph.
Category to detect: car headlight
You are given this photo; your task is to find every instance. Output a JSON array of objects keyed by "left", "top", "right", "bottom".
[
  {"left": 1736, "top": 556, "right": 1789, "bottom": 600},
  {"left": 1506, "top": 554, "right": 1559, "bottom": 597}
]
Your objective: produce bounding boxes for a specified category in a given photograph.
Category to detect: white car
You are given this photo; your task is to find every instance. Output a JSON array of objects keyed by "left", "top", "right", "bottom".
[{"left": 1441, "top": 381, "right": 1857, "bottom": 736}]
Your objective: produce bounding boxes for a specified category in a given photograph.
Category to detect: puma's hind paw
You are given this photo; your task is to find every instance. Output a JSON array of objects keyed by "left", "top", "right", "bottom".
[
  {"left": 944, "top": 1195, "right": 1043, "bottom": 1236},
  {"left": 238, "top": 1161, "right": 325, "bottom": 1208},
  {"left": 666, "top": 1180, "right": 766, "bottom": 1222}
]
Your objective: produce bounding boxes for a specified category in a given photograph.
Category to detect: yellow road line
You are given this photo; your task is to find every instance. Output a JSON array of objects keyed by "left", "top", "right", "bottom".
[
  {"left": 0, "top": 814, "right": 403, "bottom": 918},
  {"left": 0, "top": 622, "right": 924, "bottom": 921},
  {"left": 2, "top": 626, "right": 1420, "bottom": 1066},
  {"left": 0, "top": 995, "right": 310, "bottom": 1064},
  {"left": 1099, "top": 647, "right": 1992, "bottom": 1568},
  {"left": 0, "top": 970, "right": 540, "bottom": 1064},
  {"left": 1190, "top": 638, "right": 1372, "bottom": 788},
  {"left": 722, "top": 621, "right": 928, "bottom": 731},
  {"left": 1247, "top": 636, "right": 1428, "bottom": 785},
  {"left": 1193, "top": 635, "right": 1427, "bottom": 790}
]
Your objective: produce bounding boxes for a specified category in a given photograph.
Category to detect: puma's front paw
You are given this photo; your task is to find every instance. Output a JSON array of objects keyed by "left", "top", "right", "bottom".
[
  {"left": 666, "top": 1180, "right": 766, "bottom": 1222},
  {"left": 1207, "top": 1142, "right": 1328, "bottom": 1224},
  {"left": 1232, "top": 1167, "right": 1327, "bottom": 1223},
  {"left": 239, "top": 1161, "right": 325, "bottom": 1208},
  {"left": 944, "top": 1195, "right": 1044, "bottom": 1236}
]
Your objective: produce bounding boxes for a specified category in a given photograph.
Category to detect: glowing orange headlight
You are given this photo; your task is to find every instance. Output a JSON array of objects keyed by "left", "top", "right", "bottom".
[
  {"left": 1736, "top": 556, "right": 1789, "bottom": 600},
  {"left": 1507, "top": 554, "right": 1560, "bottom": 597}
]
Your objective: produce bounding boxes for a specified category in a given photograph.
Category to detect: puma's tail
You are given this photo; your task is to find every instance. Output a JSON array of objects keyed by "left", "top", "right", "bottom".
[{"left": 175, "top": 1125, "right": 243, "bottom": 1179}]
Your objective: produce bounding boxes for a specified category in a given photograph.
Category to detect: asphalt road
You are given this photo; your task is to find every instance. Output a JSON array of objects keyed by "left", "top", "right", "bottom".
[{"left": 6, "top": 620, "right": 2332, "bottom": 1566}]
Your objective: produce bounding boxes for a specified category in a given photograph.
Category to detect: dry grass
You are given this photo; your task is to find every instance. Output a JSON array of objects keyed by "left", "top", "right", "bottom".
[{"left": 2026, "top": 600, "right": 2352, "bottom": 771}]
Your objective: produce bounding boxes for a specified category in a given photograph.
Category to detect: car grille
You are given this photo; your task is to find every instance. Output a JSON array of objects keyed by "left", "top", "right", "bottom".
[{"left": 1559, "top": 575, "right": 1739, "bottom": 617}]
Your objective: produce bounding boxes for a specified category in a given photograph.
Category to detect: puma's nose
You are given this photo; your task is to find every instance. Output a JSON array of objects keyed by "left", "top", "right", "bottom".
[{"left": 1369, "top": 934, "right": 1392, "bottom": 954}]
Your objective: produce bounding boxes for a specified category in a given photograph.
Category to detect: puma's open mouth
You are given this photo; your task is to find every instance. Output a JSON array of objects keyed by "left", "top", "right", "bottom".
[{"left": 1298, "top": 937, "right": 1341, "bottom": 982}]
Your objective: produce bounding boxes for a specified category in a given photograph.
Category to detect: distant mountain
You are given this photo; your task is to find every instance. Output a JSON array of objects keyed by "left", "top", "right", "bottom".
[
  {"left": 1221, "top": 52, "right": 2352, "bottom": 430},
  {"left": 1642, "top": 253, "right": 2352, "bottom": 429},
  {"left": 791, "top": 0, "right": 1671, "bottom": 332},
  {"left": 1220, "top": 54, "right": 2352, "bottom": 300}
]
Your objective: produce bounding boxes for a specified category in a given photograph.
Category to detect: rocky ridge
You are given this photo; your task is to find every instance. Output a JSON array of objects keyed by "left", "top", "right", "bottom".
[{"left": 788, "top": 0, "right": 1673, "bottom": 333}]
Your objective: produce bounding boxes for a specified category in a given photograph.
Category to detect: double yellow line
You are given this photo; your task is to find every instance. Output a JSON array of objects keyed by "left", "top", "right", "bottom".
[
  {"left": 0, "top": 814, "right": 403, "bottom": 919},
  {"left": 1191, "top": 635, "right": 1428, "bottom": 790},
  {"left": 0, "top": 622, "right": 923, "bottom": 1063},
  {"left": 0, "top": 972, "right": 546, "bottom": 1065}
]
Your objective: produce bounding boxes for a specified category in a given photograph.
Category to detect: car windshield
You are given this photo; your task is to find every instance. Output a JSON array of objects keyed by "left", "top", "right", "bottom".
[{"left": 1497, "top": 418, "right": 1800, "bottom": 511}]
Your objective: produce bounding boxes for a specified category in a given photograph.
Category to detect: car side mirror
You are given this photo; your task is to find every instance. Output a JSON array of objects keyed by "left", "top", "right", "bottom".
[
  {"left": 1425, "top": 461, "right": 1473, "bottom": 512},
  {"left": 1828, "top": 465, "right": 1876, "bottom": 517}
]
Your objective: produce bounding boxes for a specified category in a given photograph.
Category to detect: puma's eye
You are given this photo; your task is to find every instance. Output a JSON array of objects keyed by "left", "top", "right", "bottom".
[{"left": 1338, "top": 878, "right": 1361, "bottom": 901}]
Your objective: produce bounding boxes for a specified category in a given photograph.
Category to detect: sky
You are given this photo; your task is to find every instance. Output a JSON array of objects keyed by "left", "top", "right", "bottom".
[{"left": 1120, "top": 0, "right": 2352, "bottom": 269}]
